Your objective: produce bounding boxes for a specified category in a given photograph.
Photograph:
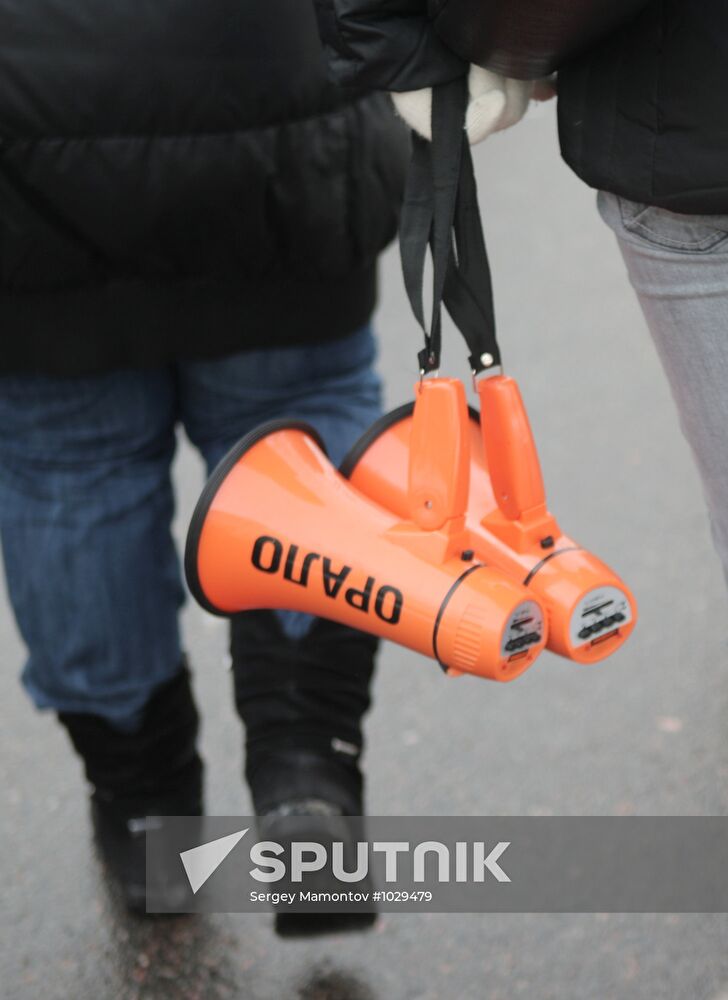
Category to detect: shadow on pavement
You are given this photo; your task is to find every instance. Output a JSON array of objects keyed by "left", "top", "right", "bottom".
[
  {"left": 96, "top": 862, "right": 379, "bottom": 999},
  {"left": 296, "top": 962, "right": 377, "bottom": 1000}
]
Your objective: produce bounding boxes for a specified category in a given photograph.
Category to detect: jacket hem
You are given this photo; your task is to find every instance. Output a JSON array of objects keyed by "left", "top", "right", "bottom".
[{"left": 0, "top": 266, "right": 377, "bottom": 376}]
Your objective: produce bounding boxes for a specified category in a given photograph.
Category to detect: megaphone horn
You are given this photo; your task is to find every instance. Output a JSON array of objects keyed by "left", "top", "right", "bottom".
[{"left": 184, "top": 417, "right": 547, "bottom": 681}]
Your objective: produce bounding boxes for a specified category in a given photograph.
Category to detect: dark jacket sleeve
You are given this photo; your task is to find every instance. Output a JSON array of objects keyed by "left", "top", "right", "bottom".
[
  {"left": 317, "top": 0, "right": 651, "bottom": 88},
  {"left": 314, "top": 0, "right": 467, "bottom": 92},
  {"left": 434, "top": 0, "right": 650, "bottom": 78}
]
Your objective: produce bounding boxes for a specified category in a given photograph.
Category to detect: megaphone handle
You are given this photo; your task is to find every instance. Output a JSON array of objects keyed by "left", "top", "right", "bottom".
[
  {"left": 477, "top": 375, "right": 546, "bottom": 521},
  {"left": 408, "top": 377, "right": 470, "bottom": 529}
]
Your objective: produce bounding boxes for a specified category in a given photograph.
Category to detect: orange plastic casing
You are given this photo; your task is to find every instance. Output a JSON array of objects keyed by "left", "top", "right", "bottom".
[
  {"left": 343, "top": 376, "right": 637, "bottom": 664},
  {"left": 185, "top": 395, "right": 548, "bottom": 681}
]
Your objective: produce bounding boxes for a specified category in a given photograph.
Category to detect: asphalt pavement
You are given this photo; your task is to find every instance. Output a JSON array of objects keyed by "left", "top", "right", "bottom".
[{"left": 3, "top": 103, "right": 728, "bottom": 1000}]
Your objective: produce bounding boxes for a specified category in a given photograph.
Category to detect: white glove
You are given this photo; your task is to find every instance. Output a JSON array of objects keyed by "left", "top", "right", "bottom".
[{"left": 391, "top": 65, "right": 534, "bottom": 145}]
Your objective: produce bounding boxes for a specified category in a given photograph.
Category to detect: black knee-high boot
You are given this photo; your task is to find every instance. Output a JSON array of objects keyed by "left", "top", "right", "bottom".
[
  {"left": 230, "top": 611, "right": 377, "bottom": 816},
  {"left": 58, "top": 664, "right": 203, "bottom": 912}
]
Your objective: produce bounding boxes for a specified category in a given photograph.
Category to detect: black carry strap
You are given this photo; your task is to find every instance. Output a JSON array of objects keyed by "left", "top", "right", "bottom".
[{"left": 399, "top": 76, "right": 501, "bottom": 375}]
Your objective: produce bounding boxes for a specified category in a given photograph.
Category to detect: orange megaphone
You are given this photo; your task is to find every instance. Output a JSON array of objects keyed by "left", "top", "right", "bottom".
[
  {"left": 185, "top": 396, "right": 548, "bottom": 681},
  {"left": 342, "top": 375, "right": 637, "bottom": 664}
]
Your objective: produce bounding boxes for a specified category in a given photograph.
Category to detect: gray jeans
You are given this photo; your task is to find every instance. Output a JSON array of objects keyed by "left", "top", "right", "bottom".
[{"left": 599, "top": 190, "right": 728, "bottom": 581}]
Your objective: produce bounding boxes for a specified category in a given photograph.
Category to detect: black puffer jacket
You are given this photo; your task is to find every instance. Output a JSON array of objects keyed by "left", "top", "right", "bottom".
[
  {"left": 558, "top": 1, "right": 728, "bottom": 215},
  {"left": 0, "top": 0, "right": 408, "bottom": 375},
  {"left": 320, "top": 0, "right": 728, "bottom": 215}
]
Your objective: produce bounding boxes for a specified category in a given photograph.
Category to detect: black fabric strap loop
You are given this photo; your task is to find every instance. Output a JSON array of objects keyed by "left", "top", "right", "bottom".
[
  {"left": 399, "top": 76, "right": 501, "bottom": 375},
  {"left": 399, "top": 133, "right": 438, "bottom": 372}
]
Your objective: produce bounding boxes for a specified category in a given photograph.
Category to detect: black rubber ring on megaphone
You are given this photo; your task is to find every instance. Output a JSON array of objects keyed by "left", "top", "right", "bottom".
[
  {"left": 431, "top": 562, "right": 489, "bottom": 672},
  {"left": 184, "top": 418, "right": 328, "bottom": 617}
]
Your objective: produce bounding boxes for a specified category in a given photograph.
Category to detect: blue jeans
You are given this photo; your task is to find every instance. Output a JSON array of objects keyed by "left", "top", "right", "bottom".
[{"left": 0, "top": 326, "right": 381, "bottom": 728}]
